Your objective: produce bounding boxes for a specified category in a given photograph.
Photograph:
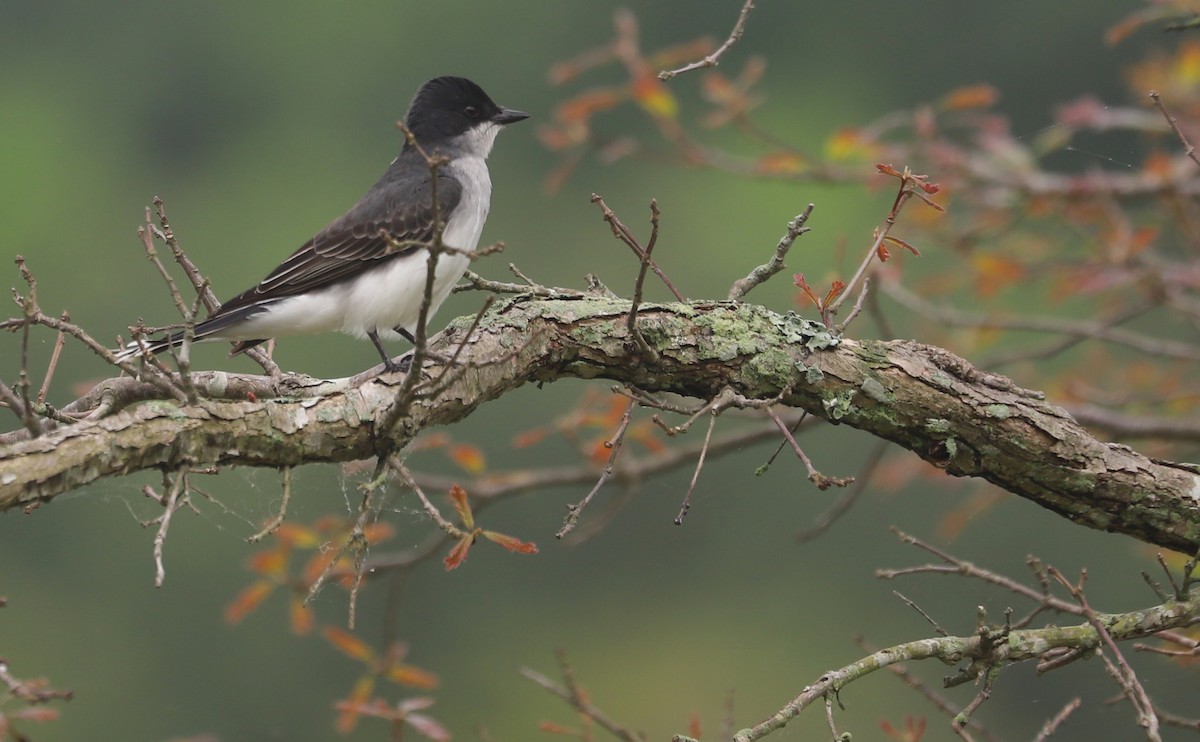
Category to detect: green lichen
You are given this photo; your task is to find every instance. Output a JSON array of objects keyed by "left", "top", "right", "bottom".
[
  {"left": 985, "top": 404, "right": 1013, "bottom": 419},
  {"left": 824, "top": 389, "right": 855, "bottom": 420},
  {"left": 925, "top": 418, "right": 952, "bottom": 433},
  {"left": 859, "top": 376, "right": 889, "bottom": 403}
]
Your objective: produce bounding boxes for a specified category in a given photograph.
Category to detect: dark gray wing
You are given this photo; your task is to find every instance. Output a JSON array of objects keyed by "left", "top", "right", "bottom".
[{"left": 215, "top": 165, "right": 462, "bottom": 315}]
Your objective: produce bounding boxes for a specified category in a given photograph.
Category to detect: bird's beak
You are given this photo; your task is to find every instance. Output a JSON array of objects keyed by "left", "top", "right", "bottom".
[{"left": 493, "top": 107, "right": 530, "bottom": 125}]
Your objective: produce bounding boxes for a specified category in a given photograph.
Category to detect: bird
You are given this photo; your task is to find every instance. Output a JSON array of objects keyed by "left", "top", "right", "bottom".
[{"left": 117, "top": 76, "right": 529, "bottom": 373}]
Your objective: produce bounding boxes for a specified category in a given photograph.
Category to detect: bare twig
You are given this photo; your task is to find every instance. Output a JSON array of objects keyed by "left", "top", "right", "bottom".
[
  {"left": 658, "top": 0, "right": 756, "bottom": 80},
  {"left": 557, "top": 398, "right": 635, "bottom": 538},
  {"left": 37, "top": 311, "right": 69, "bottom": 405},
  {"left": 767, "top": 407, "right": 853, "bottom": 489},
  {"left": 727, "top": 204, "right": 813, "bottom": 301},
  {"left": 520, "top": 652, "right": 646, "bottom": 742},
  {"left": 1034, "top": 698, "right": 1083, "bottom": 742},
  {"left": 144, "top": 468, "right": 188, "bottom": 588},
  {"left": 675, "top": 409, "right": 716, "bottom": 524},
  {"left": 1048, "top": 566, "right": 1161, "bottom": 741},
  {"left": 1150, "top": 90, "right": 1200, "bottom": 168},
  {"left": 797, "top": 440, "right": 886, "bottom": 541},
  {"left": 591, "top": 193, "right": 685, "bottom": 301},
  {"left": 626, "top": 200, "right": 661, "bottom": 361},
  {"left": 248, "top": 467, "right": 293, "bottom": 543}
]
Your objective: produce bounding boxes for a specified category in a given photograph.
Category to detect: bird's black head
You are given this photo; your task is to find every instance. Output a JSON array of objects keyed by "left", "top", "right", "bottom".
[{"left": 403, "top": 76, "right": 528, "bottom": 151}]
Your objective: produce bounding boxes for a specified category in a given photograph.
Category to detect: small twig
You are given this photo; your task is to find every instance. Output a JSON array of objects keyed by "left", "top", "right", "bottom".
[
  {"left": 557, "top": 398, "right": 635, "bottom": 538},
  {"left": 1033, "top": 698, "right": 1083, "bottom": 741},
  {"left": 37, "top": 311, "right": 69, "bottom": 405},
  {"left": 248, "top": 467, "right": 293, "bottom": 543},
  {"left": 429, "top": 295, "right": 495, "bottom": 389},
  {"left": 727, "top": 204, "right": 813, "bottom": 301},
  {"left": 1150, "top": 90, "right": 1200, "bottom": 168},
  {"left": 393, "top": 458, "right": 464, "bottom": 538},
  {"left": 520, "top": 653, "right": 646, "bottom": 742},
  {"left": 767, "top": 407, "right": 853, "bottom": 489},
  {"left": 1048, "top": 566, "right": 1161, "bottom": 741},
  {"left": 796, "top": 441, "right": 886, "bottom": 542},
  {"left": 146, "top": 468, "right": 188, "bottom": 588},
  {"left": 591, "top": 193, "right": 685, "bottom": 301},
  {"left": 854, "top": 636, "right": 999, "bottom": 742},
  {"left": 625, "top": 200, "right": 661, "bottom": 361},
  {"left": 675, "top": 410, "right": 716, "bottom": 525},
  {"left": 834, "top": 276, "right": 871, "bottom": 334},
  {"left": 893, "top": 590, "right": 949, "bottom": 636},
  {"left": 658, "top": 0, "right": 756, "bottom": 80}
]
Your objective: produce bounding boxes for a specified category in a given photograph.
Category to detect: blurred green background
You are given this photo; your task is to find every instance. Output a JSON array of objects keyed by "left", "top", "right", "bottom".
[{"left": 2, "top": 1, "right": 1193, "bottom": 740}]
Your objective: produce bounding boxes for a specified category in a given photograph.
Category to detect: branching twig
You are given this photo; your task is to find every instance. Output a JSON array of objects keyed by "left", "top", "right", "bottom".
[
  {"left": 1150, "top": 90, "right": 1200, "bottom": 168},
  {"left": 658, "top": 0, "right": 756, "bottom": 80},
  {"left": 591, "top": 193, "right": 685, "bottom": 301},
  {"left": 557, "top": 398, "right": 635, "bottom": 539},
  {"left": 521, "top": 651, "right": 646, "bottom": 742},
  {"left": 675, "top": 409, "right": 716, "bottom": 524},
  {"left": 727, "top": 204, "right": 813, "bottom": 301},
  {"left": 767, "top": 407, "right": 853, "bottom": 489},
  {"left": 625, "top": 200, "right": 661, "bottom": 362}
]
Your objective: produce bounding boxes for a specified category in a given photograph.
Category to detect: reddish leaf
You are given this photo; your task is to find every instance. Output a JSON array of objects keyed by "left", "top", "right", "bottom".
[
  {"left": 386, "top": 664, "right": 440, "bottom": 690},
  {"left": 483, "top": 530, "right": 540, "bottom": 555},
  {"left": 405, "top": 712, "right": 452, "bottom": 741},
  {"left": 324, "top": 626, "right": 376, "bottom": 664},
  {"left": 823, "top": 281, "right": 847, "bottom": 307},
  {"left": 883, "top": 235, "right": 922, "bottom": 256},
  {"left": 247, "top": 549, "right": 287, "bottom": 576},
  {"left": 755, "top": 151, "right": 806, "bottom": 174},
  {"left": 556, "top": 88, "right": 625, "bottom": 124},
  {"left": 362, "top": 522, "right": 396, "bottom": 545},
  {"left": 289, "top": 596, "right": 314, "bottom": 635},
  {"left": 443, "top": 534, "right": 475, "bottom": 571},
  {"left": 631, "top": 73, "right": 678, "bottom": 118},
  {"left": 448, "top": 443, "right": 487, "bottom": 474},
  {"left": 448, "top": 484, "right": 474, "bottom": 528},
  {"left": 224, "top": 581, "right": 274, "bottom": 625},
  {"left": 512, "top": 427, "right": 552, "bottom": 448},
  {"left": 939, "top": 84, "right": 999, "bottom": 111},
  {"left": 334, "top": 676, "right": 376, "bottom": 734}
]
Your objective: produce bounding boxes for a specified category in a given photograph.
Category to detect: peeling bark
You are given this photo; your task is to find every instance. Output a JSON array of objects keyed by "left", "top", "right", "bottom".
[{"left": 3, "top": 296, "right": 1198, "bottom": 553}]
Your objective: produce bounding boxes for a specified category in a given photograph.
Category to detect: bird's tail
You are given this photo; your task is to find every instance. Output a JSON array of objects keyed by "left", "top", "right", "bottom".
[{"left": 114, "top": 304, "right": 271, "bottom": 362}]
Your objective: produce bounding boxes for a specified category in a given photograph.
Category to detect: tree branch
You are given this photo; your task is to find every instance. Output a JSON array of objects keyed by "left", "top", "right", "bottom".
[{"left": 3, "top": 297, "right": 1198, "bottom": 554}]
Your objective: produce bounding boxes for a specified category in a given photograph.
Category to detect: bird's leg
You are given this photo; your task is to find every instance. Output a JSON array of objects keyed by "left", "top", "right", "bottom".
[
  {"left": 392, "top": 325, "right": 456, "bottom": 365},
  {"left": 368, "top": 329, "right": 410, "bottom": 373}
]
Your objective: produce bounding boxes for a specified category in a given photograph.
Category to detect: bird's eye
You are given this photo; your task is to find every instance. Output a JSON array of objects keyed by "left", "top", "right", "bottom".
[{"left": 464, "top": 105, "right": 480, "bottom": 119}]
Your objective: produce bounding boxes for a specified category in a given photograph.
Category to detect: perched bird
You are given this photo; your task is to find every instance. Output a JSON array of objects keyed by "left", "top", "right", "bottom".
[{"left": 118, "top": 76, "right": 528, "bottom": 372}]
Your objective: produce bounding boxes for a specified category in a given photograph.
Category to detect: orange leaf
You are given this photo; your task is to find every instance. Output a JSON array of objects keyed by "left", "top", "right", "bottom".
[
  {"left": 971, "top": 253, "right": 1025, "bottom": 297},
  {"left": 224, "top": 581, "right": 274, "bottom": 625},
  {"left": 274, "top": 522, "right": 320, "bottom": 548},
  {"left": 448, "top": 443, "right": 487, "bottom": 474},
  {"left": 631, "top": 74, "right": 678, "bottom": 118},
  {"left": 825, "top": 128, "right": 879, "bottom": 161},
  {"left": 335, "top": 676, "right": 376, "bottom": 734},
  {"left": 883, "top": 235, "right": 922, "bottom": 256},
  {"left": 539, "top": 721, "right": 578, "bottom": 734},
  {"left": 755, "top": 151, "right": 806, "bottom": 175},
  {"left": 247, "top": 549, "right": 287, "bottom": 576},
  {"left": 556, "top": 88, "right": 625, "bottom": 124},
  {"left": 688, "top": 712, "right": 703, "bottom": 738},
  {"left": 323, "top": 626, "right": 376, "bottom": 664},
  {"left": 362, "top": 522, "right": 396, "bottom": 545},
  {"left": 939, "top": 84, "right": 999, "bottom": 111},
  {"left": 483, "top": 530, "right": 540, "bottom": 555},
  {"left": 443, "top": 534, "right": 475, "bottom": 571},
  {"left": 448, "top": 484, "right": 474, "bottom": 529},
  {"left": 512, "top": 427, "right": 552, "bottom": 448},
  {"left": 289, "top": 596, "right": 314, "bottom": 635},
  {"left": 387, "top": 664, "right": 440, "bottom": 690}
]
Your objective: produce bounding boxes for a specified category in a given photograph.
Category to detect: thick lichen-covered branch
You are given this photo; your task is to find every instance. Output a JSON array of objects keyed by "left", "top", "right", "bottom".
[{"left": 2, "top": 296, "right": 1198, "bottom": 553}]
